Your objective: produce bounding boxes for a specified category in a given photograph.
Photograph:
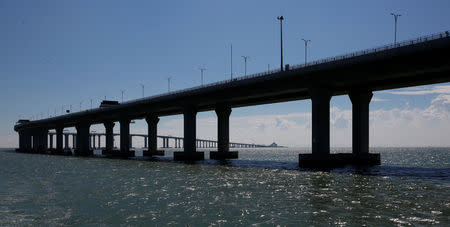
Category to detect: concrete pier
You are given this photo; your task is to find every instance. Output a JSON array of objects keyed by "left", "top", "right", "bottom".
[
  {"left": 49, "top": 134, "right": 53, "bottom": 149},
  {"left": 174, "top": 105, "right": 204, "bottom": 160},
  {"left": 74, "top": 122, "right": 93, "bottom": 156},
  {"left": 143, "top": 115, "right": 164, "bottom": 156},
  {"left": 72, "top": 135, "right": 76, "bottom": 149},
  {"left": 298, "top": 87, "right": 332, "bottom": 167},
  {"left": 53, "top": 127, "right": 69, "bottom": 154},
  {"left": 64, "top": 134, "right": 69, "bottom": 150},
  {"left": 102, "top": 121, "right": 115, "bottom": 155},
  {"left": 210, "top": 106, "right": 238, "bottom": 160},
  {"left": 17, "top": 130, "right": 32, "bottom": 152},
  {"left": 299, "top": 88, "right": 380, "bottom": 167},
  {"left": 349, "top": 90, "right": 380, "bottom": 164},
  {"left": 117, "top": 119, "right": 134, "bottom": 157},
  {"left": 32, "top": 128, "right": 48, "bottom": 153}
]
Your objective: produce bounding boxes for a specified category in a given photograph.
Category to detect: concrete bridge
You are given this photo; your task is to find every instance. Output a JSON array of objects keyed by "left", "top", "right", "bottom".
[
  {"left": 45, "top": 132, "right": 271, "bottom": 150},
  {"left": 14, "top": 31, "right": 450, "bottom": 167}
]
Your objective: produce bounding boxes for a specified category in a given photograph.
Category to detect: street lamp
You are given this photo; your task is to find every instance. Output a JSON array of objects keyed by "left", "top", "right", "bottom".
[
  {"left": 167, "top": 76, "right": 172, "bottom": 92},
  {"left": 121, "top": 90, "right": 124, "bottom": 103},
  {"left": 199, "top": 68, "right": 206, "bottom": 85},
  {"left": 241, "top": 56, "right": 249, "bottom": 76},
  {"left": 391, "top": 13, "right": 401, "bottom": 45},
  {"left": 301, "top": 38, "right": 311, "bottom": 64},
  {"left": 230, "top": 44, "right": 233, "bottom": 79},
  {"left": 277, "top": 16, "right": 284, "bottom": 71},
  {"left": 140, "top": 84, "right": 144, "bottom": 98}
]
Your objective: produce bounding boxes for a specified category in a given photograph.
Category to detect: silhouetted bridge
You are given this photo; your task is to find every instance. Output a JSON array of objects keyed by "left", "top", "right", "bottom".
[
  {"left": 46, "top": 132, "right": 271, "bottom": 149},
  {"left": 14, "top": 31, "right": 450, "bottom": 167}
]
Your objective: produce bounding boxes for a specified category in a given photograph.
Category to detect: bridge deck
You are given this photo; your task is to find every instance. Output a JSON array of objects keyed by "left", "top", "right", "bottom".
[{"left": 15, "top": 32, "right": 450, "bottom": 130}]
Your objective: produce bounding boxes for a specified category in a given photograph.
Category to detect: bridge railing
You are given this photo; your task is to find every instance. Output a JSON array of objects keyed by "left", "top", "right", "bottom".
[
  {"left": 124, "top": 31, "right": 449, "bottom": 106},
  {"left": 290, "top": 31, "right": 450, "bottom": 70}
]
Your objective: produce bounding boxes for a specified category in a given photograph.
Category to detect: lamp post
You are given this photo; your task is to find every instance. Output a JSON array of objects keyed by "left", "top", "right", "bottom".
[
  {"left": 301, "top": 38, "right": 311, "bottom": 64},
  {"left": 199, "top": 68, "right": 206, "bottom": 85},
  {"left": 391, "top": 13, "right": 401, "bottom": 45},
  {"left": 241, "top": 56, "right": 249, "bottom": 76},
  {"left": 140, "top": 84, "right": 144, "bottom": 98},
  {"left": 121, "top": 90, "right": 124, "bottom": 103},
  {"left": 277, "top": 16, "right": 284, "bottom": 71},
  {"left": 230, "top": 44, "right": 233, "bottom": 79},
  {"left": 167, "top": 76, "right": 172, "bottom": 92}
]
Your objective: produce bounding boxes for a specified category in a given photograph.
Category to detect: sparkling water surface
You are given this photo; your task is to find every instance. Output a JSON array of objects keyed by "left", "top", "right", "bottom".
[{"left": 0, "top": 148, "right": 449, "bottom": 226}]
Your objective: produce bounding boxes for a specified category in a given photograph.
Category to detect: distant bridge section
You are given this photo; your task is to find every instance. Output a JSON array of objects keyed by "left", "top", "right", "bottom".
[{"left": 46, "top": 132, "right": 274, "bottom": 149}]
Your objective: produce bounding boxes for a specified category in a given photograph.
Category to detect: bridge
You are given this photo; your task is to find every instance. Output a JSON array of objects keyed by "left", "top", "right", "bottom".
[
  {"left": 14, "top": 31, "right": 450, "bottom": 167},
  {"left": 44, "top": 132, "right": 271, "bottom": 151}
]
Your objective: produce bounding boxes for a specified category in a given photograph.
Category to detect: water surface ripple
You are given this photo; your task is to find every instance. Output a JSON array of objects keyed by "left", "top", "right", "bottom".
[{"left": 0, "top": 148, "right": 449, "bottom": 226}]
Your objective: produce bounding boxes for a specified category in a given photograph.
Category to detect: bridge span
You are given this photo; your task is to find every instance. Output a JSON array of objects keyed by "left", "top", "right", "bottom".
[
  {"left": 45, "top": 132, "right": 272, "bottom": 150},
  {"left": 14, "top": 32, "right": 450, "bottom": 167}
]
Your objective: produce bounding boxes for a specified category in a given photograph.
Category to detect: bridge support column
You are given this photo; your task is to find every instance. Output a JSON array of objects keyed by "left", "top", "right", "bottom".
[
  {"left": 17, "top": 130, "right": 32, "bottom": 152},
  {"left": 174, "top": 105, "right": 204, "bottom": 160},
  {"left": 211, "top": 106, "right": 238, "bottom": 160},
  {"left": 64, "top": 134, "right": 69, "bottom": 150},
  {"left": 75, "top": 122, "right": 93, "bottom": 156},
  {"left": 102, "top": 121, "right": 116, "bottom": 155},
  {"left": 55, "top": 127, "right": 64, "bottom": 153},
  {"left": 349, "top": 90, "right": 380, "bottom": 165},
  {"left": 118, "top": 119, "right": 134, "bottom": 157},
  {"left": 32, "top": 128, "right": 48, "bottom": 153},
  {"left": 144, "top": 136, "right": 147, "bottom": 148},
  {"left": 129, "top": 135, "right": 132, "bottom": 149},
  {"left": 98, "top": 135, "right": 101, "bottom": 148},
  {"left": 49, "top": 134, "right": 53, "bottom": 149},
  {"left": 72, "top": 135, "right": 76, "bottom": 149},
  {"left": 92, "top": 135, "right": 96, "bottom": 149},
  {"left": 299, "top": 87, "right": 331, "bottom": 167},
  {"left": 144, "top": 115, "right": 164, "bottom": 156}
]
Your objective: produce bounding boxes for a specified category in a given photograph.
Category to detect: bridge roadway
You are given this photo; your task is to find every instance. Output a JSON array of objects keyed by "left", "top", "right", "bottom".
[
  {"left": 45, "top": 132, "right": 270, "bottom": 150},
  {"left": 14, "top": 32, "right": 450, "bottom": 167}
]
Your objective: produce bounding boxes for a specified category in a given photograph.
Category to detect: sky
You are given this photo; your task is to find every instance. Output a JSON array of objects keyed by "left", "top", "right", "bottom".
[{"left": 1, "top": 0, "right": 450, "bottom": 148}]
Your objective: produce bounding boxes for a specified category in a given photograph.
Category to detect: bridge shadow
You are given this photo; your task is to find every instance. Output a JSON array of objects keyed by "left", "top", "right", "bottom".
[
  {"left": 137, "top": 155, "right": 450, "bottom": 181},
  {"left": 3, "top": 149, "right": 448, "bottom": 181}
]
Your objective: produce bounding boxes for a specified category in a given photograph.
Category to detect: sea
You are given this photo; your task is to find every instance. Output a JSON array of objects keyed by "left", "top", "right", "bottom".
[{"left": 0, "top": 147, "right": 449, "bottom": 226}]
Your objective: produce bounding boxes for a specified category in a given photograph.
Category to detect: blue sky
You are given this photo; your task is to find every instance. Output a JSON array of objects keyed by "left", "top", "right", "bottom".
[{"left": 1, "top": 0, "right": 450, "bottom": 147}]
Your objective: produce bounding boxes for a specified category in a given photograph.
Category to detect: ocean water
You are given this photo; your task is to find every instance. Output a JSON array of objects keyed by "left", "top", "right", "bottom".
[{"left": 0, "top": 147, "right": 449, "bottom": 226}]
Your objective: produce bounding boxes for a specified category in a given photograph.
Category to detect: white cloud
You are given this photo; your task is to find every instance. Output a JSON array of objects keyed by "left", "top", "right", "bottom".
[
  {"left": 372, "top": 97, "right": 389, "bottom": 102},
  {"left": 385, "top": 85, "right": 450, "bottom": 95}
]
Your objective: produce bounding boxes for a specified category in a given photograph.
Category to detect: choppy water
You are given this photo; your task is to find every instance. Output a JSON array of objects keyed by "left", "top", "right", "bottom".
[{"left": 0, "top": 147, "right": 449, "bottom": 226}]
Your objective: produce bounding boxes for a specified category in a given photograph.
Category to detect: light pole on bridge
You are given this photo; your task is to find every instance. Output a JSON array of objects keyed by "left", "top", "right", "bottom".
[
  {"left": 140, "top": 84, "right": 144, "bottom": 98},
  {"left": 277, "top": 16, "right": 284, "bottom": 71},
  {"left": 241, "top": 56, "right": 249, "bottom": 76},
  {"left": 199, "top": 67, "right": 206, "bottom": 85},
  {"left": 230, "top": 44, "right": 233, "bottom": 79},
  {"left": 301, "top": 38, "right": 311, "bottom": 64},
  {"left": 391, "top": 13, "right": 401, "bottom": 45},
  {"left": 121, "top": 90, "right": 124, "bottom": 103},
  {"left": 167, "top": 76, "right": 172, "bottom": 92}
]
